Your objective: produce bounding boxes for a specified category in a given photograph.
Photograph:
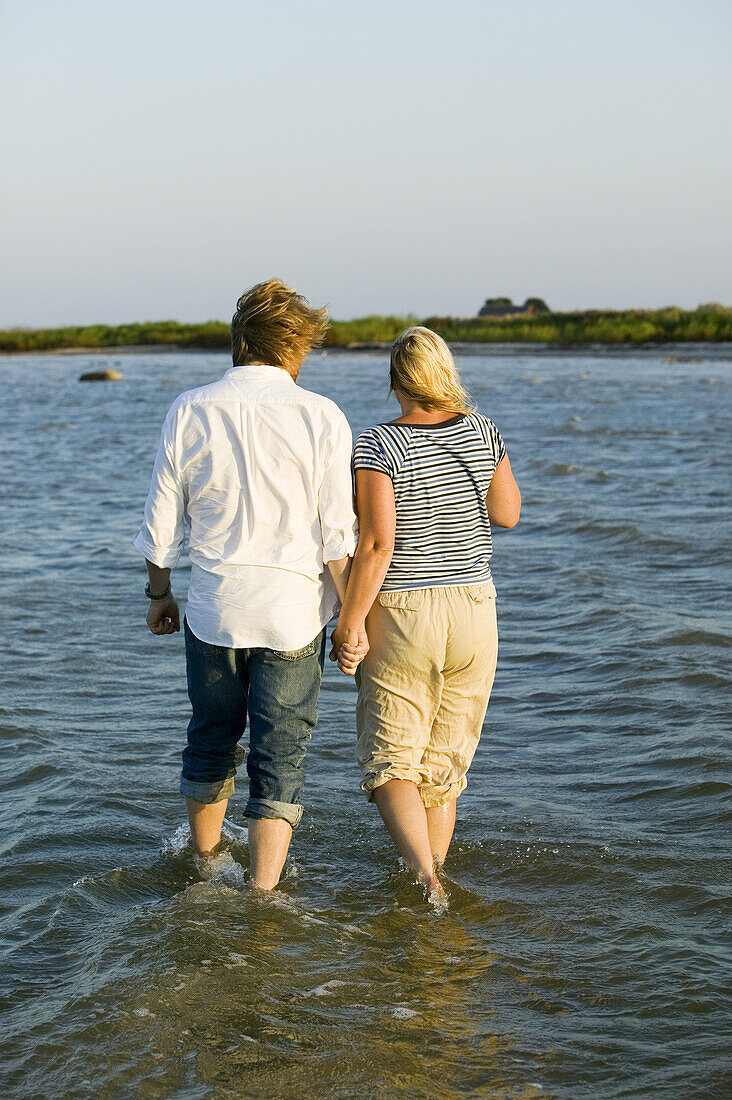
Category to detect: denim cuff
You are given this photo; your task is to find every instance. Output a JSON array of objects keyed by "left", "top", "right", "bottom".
[
  {"left": 245, "top": 796, "right": 304, "bottom": 829},
  {"left": 180, "top": 774, "right": 235, "bottom": 804}
]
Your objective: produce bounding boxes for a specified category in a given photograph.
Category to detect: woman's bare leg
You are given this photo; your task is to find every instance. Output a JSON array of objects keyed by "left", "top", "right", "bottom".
[
  {"left": 425, "top": 799, "right": 457, "bottom": 867},
  {"left": 373, "top": 779, "right": 440, "bottom": 893}
]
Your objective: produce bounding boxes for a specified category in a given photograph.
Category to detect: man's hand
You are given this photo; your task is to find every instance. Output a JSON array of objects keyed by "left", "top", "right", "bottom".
[
  {"left": 146, "top": 595, "right": 180, "bottom": 635},
  {"left": 329, "top": 624, "right": 369, "bottom": 675}
]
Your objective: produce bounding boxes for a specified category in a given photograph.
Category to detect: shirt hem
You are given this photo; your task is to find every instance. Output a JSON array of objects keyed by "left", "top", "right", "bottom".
[
  {"left": 184, "top": 604, "right": 338, "bottom": 651},
  {"left": 379, "top": 574, "right": 493, "bottom": 593}
]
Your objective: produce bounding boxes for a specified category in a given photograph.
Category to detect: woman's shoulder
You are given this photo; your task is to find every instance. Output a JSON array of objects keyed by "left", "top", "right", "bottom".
[
  {"left": 462, "top": 410, "right": 506, "bottom": 462},
  {"left": 353, "top": 422, "right": 412, "bottom": 474},
  {"left": 463, "top": 410, "right": 501, "bottom": 439},
  {"left": 355, "top": 421, "right": 411, "bottom": 448},
  {"left": 464, "top": 409, "right": 499, "bottom": 430}
]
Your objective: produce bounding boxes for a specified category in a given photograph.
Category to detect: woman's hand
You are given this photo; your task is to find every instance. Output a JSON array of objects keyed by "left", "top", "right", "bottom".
[{"left": 329, "top": 624, "right": 369, "bottom": 675}]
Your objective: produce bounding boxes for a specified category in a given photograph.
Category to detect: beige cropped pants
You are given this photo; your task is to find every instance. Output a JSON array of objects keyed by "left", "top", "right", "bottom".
[{"left": 355, "top": 583, "right": 498, "bottom": 808}]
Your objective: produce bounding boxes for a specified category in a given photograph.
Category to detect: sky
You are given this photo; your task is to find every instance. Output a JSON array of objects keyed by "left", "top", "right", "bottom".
[{"left": 1, "top": 0, "right": 730, "bottom": 327}]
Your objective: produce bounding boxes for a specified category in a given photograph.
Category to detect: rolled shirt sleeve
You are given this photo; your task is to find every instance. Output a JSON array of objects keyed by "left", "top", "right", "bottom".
[
  {"left": 133, "top": 405, "right": 186, "bottom": 568},
  {"left": 318, "top": 411, "right": 358, "bottom": 564}
]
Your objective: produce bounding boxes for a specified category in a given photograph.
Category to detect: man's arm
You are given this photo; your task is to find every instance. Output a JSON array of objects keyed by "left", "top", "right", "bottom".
[
  {"left": 326, "top": 555, "right": 351, "bottom": 604},
  {"left": 134, "top": 404, "right": 186, "bottom": 636},
  {"left": 318, "top": 412, "right": 367, "bottom": 671},
  {"left": 325, "top": 555, "right": 369, "bottom": 673},
  {"left": 144, "top": 561, "right": 180, "bottom": 635},
  {"left": 330, "top": 468, "right": 395, "bottom": 670}
]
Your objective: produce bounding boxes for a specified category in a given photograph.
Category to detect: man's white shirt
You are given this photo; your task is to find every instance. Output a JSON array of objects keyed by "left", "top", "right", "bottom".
[{"left": 134, "top": 363, "right": 357, "bottom": 650}]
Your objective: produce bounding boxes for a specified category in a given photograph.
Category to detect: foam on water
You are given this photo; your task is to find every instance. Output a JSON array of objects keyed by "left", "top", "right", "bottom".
[
  {"left": 160, "top": 821, "right": 249, "bottom": 890},
  {"left": 305, "top": 980, "right": 349, "bottom": 998},
  {"left": 221, "top": 817, "right": 249, "bottom": 843},
  {"left": 194, "top": 850, "right": 248, "bottom": 889},
  {"left": 427, "top": 886, "right": 450, "bottom": 915},
  {"left": 161, "top": 822, "right": 192, "bottom": 855}
]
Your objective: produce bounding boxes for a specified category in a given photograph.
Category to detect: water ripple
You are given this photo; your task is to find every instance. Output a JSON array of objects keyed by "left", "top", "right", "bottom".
[{"left": 0, "top": 349, "right": 730, "bottom": 1098}]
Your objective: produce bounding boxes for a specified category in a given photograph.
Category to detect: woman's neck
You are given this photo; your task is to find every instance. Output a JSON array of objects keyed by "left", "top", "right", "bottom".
[{"left": 392, "top": 397, "right": 459, "bottom": 424}]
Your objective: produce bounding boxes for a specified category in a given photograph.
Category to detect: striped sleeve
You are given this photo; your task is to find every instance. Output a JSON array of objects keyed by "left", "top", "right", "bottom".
[
  {"left": 473, "top": 413, "right": 507, "bottom": 464},
  {"left": 352, "top": 427, "right": 396, "bottom": 478}
]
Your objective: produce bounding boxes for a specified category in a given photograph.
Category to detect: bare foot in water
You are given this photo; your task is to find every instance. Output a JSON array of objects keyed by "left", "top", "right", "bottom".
[{"left": 421, "top": 874, "right": 446, "bottom": 902}]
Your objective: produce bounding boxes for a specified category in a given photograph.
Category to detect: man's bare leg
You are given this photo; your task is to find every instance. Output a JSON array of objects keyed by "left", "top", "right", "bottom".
[
  {"left": 425, "top": 799, "right": 457, "bottom": 867},
  {"left": 373, "top": 779, "right": 441, "bottom": 895},
  {"left": 185, "top": 796, "right": 228, "bottom": 856},
  {"left": 248, "top": 818, "right": 293, "bottom": 890}
]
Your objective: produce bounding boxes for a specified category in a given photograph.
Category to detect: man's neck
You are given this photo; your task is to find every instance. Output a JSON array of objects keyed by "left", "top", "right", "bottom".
[{"left": 237, "top": 360, "right": 302, "bottom": 382}]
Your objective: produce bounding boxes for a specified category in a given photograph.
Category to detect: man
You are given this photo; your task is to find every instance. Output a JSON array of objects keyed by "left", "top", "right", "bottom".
[{"left": 134, "top": 279, "right": 364, "bottom": 889}]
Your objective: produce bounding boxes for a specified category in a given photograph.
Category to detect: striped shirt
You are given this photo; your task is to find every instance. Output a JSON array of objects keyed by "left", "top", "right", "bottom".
[{"left": 352, "top": 412, "right": 506, "bottom": 591}]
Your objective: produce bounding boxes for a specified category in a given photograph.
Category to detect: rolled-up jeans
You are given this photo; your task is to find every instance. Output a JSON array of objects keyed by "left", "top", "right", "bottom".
[{"left": 180, "top": 619, "right": 326, "bottom": 828}]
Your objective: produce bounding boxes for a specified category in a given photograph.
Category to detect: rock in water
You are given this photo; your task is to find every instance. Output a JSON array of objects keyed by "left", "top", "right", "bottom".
[{"left": 79, "top": 369, "right": 123, "bottom": 382}]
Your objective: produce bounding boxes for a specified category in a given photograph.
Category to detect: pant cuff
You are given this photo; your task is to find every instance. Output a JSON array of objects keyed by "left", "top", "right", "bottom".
[
  {"left": 419, "top": 777, "right": 467, "bottom": 809},
  {"left": 245, "top": 797, "right": 303, "bottom": 829},
  {"left": 180, "top": 774, "right": 235, "bottom": 804},
  {"left": 361, "top": 764, "right": 427, "bottom": 802}
]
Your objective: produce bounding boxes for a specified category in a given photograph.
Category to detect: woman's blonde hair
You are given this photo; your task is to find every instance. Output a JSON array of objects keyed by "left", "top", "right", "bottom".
[
  {"left": 231, "top": 278, "right": 328, "bottom": 374},
  {"left": 390, "top": 326, "right": 474, "bottom": 413}
]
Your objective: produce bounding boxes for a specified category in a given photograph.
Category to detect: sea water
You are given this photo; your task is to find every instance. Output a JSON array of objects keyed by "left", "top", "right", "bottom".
[{"left": 0, "top": 347, "right": 729, "bottom": 1098}]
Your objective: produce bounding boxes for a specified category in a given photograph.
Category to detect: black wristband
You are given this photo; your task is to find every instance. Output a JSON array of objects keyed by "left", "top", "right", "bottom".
[{"left": 145, "top": 581, "right": 172, "bottom": 600}]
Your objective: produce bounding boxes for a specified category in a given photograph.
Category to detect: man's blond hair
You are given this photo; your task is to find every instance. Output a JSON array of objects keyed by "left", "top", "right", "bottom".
[
  {"left": 231, "top": 279, "right": 328, "bottom": 374},
  {"left": 390, "top": 326, "right": 474, "bottom": 413}
]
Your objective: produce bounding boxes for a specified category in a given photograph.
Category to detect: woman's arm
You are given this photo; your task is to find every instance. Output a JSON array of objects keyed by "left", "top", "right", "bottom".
[
  {"left": 485, "top": 454, "right": 521, "bottom": 528},
  {"left": 331, "top": 468, "right": 395, "bottom": 656}
]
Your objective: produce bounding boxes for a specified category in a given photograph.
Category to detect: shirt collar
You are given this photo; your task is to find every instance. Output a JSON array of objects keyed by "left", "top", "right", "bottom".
[{"left": 225, "top": 363, "right": 295, "bottom": 383}]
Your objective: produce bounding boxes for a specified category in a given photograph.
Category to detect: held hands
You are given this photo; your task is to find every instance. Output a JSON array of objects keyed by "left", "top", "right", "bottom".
[
  {"left": 146, "top": 595, "right": 181, "bottom": 635},
  {"left": 329, "top": 623, "right": 369, "bottom": 675}
]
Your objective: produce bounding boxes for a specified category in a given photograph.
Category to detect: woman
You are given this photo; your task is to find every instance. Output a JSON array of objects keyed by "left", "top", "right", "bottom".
[{"left": 331, "top": 327, "right": 521, "bottom": 897}]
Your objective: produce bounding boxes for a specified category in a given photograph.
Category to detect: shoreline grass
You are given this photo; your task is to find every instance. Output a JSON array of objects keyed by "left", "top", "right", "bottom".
[{"left": 1, "top": 305, "right": 730, "bottom": 354}]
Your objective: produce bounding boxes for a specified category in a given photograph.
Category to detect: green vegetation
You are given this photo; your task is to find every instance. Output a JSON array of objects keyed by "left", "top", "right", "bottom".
[
  {"left": 424, "top": 304, "right": 732, "bottom": 345},
  {"left": 0, "top": 320, "right": 231, "bottom": 354},
  {"left": 524, "top": 297, "right": 551, "bottom": 313},
  {"left": 1, "top": 305, "right": 730, "bottom": 354},
  {"left": 323, "top": 315, "right": 421, "bottom": 346}
]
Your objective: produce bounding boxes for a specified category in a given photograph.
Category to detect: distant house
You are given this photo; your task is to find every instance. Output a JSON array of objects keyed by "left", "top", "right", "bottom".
[{"left": 478, "top": 297, "right": 550, "bottom": 318}]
